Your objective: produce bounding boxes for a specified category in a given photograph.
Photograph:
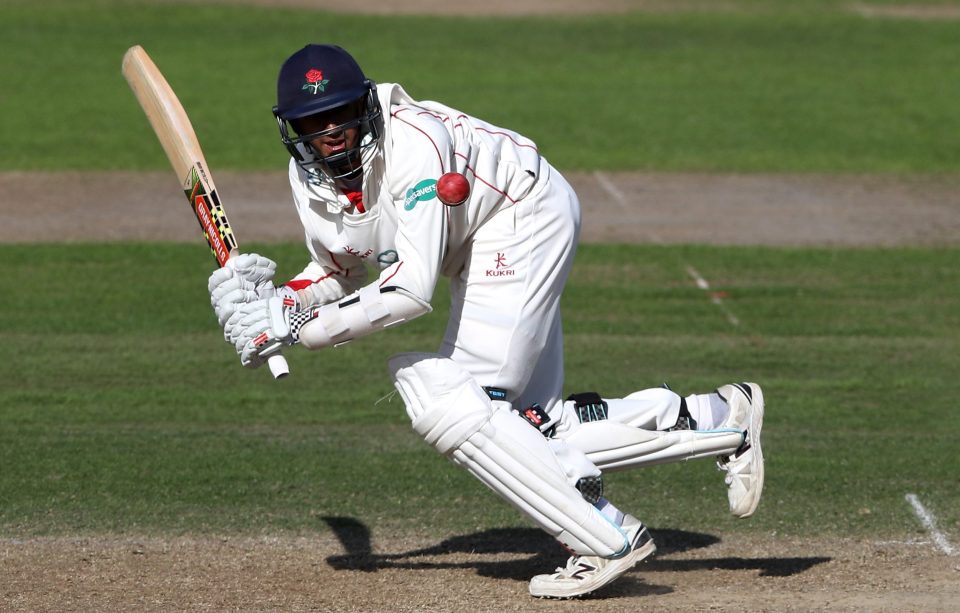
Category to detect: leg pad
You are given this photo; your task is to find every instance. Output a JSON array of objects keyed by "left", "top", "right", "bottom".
[
  {"left": 563, "top": 421, "right": 744, "bottom": 471},
  {"left": 389, "top": 352, "right": 629, "bottom": 557}
]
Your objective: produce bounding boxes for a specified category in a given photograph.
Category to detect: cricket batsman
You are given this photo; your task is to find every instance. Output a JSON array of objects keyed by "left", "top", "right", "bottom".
[{"left": 208, "top": 44, "right": 765, "bottom": 599}]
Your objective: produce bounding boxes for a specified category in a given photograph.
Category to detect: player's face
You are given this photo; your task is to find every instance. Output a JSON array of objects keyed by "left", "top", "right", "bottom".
[{"left": 294, "top": 101, "right": 362, "bottom": 160}]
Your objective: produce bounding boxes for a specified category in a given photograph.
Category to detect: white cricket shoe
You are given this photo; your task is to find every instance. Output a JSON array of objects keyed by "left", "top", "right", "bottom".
[
  {"left": 528, "top": 514, "right": 656, "bottom": 599},
  {"left": 716, "top": 382, "right": 765, "bottom": 518}
]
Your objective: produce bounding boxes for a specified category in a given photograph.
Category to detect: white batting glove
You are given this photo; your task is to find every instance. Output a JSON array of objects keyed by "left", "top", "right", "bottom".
[
  {"left": 208, "top": 253, "right": 287, "bottom": 328},
  {"left": 224, "top": 296, "right": 295, "bottom": 368},
  {"left": 209, "top": 267, "right": 258, "bottom": 327},
  {"left": 229, "top": 252, "right": 277, "bottom": 286}
]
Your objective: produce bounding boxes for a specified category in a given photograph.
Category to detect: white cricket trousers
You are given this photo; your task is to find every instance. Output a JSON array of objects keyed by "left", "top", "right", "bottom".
[{"left": 439, "top": 158, "right": 578, "bottom": 415}]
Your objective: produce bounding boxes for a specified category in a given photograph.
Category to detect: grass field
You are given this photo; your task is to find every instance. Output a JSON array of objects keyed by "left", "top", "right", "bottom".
[
  {"left": 2, "top": 243, "right": 958, "bottom": 540},
  {"left": 1, "top": 0, "right": 960, "bottom": 172}
]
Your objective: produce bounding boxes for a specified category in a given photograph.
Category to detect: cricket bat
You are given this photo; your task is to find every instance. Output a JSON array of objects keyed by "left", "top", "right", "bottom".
[{"left": 122, "top": 45, "right": 289, "bottom": 379}]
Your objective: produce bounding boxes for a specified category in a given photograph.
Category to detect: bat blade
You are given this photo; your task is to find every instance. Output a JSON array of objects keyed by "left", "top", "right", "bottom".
[
  {"left": 122, "top": 46, "right": 207, "bottom": 190},
  {"left": 122, "top": 45, "right": 238, "bottom": 264},
  {"left": 122, "top": 45, "right": 289, "bottom": 379}
]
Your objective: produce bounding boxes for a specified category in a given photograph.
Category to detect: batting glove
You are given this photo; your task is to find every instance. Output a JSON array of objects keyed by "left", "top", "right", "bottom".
[
  {"left": 225, "top": 295, "right": 296, "bottom": 368},
  {"left": 208, "top": 253, "right": 285, "bottom": 328}
]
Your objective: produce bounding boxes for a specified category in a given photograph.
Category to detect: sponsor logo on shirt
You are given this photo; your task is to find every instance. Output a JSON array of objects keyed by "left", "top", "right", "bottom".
[
  {"left": 486, "top": 252, "right": 515, "bottom": 277},
  {"left": 404, "top": 178, "right": 438, "bottom": 211},
  {"left": 377, "top": 250, "right": 399, "bottom": 266}
]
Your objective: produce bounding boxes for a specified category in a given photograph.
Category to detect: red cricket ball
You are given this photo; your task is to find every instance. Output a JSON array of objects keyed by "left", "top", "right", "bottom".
[{"left": 437, "top": 172, "right": 470, "bottom": 206}]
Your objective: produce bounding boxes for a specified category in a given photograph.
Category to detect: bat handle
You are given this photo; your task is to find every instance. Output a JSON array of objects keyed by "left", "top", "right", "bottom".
[{"left": 267, "top": 354, "right": 290, "bottom": 379}]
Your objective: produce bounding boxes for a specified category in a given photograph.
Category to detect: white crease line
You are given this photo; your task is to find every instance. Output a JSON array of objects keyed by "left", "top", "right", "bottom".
[
  {"left": 592, "top": 170, "right": 630, "bottom": 212},
  {"left": 594, "top": 172, "right": 741, "bottom": 328},
  {"left": 592, "top": 170, "right": 663, "bottom": 244},
  {"left": 875, "top": 539, "right": 931, "bottom": 547},
  {"left": 686, "top": 265, "right": 741, "bottom": 327},
  {"left": 905, "top": 493, "right": 957, "bottom": 556}
]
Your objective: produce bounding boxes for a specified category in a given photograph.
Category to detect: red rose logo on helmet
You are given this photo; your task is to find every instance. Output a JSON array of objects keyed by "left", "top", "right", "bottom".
[{"left": 303, "top": 69, "right": 330, "bottom": 94}]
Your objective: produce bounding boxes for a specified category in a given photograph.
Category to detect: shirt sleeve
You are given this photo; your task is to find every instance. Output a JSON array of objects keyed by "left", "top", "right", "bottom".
[
  {"left": 285, "top": 259, "right": 368, "bottom": 308},
  {"left": 374, "top": 107, "right": 457, "bottom": 303}
]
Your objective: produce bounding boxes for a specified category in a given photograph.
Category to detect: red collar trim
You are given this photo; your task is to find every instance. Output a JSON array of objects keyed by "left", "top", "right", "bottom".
[{"left": 343, "top": 190, "right": 365, "bottom": 214}]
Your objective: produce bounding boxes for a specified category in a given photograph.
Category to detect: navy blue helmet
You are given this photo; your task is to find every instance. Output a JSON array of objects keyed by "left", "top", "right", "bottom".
[{"left": 273, "top": 45, "right": 383, "bottom": 179}]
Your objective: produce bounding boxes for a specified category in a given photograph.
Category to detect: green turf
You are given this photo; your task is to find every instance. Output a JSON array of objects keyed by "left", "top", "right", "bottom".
[
  {"left": 2, "top": 0, "right": 959, "bottom": 172},
  {"left": 2, "top": 243, "right": 958, "bottom": 539}
]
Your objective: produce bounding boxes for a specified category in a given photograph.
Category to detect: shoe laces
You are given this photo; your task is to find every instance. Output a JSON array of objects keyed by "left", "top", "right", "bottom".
[
  {"left": 717, "top": 438, "right": 751, "bottom": 484},
  {"left": 553, "top": 554, "right": 597, "bottom": 578},
  {"left": 717, "top": 458, "right": 734, "bottom": 485}
]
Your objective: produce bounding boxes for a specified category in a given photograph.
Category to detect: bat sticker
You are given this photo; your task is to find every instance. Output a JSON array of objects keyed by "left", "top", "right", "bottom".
[{"left": 184, "top": 165, "right": 237, "bottom": 266}]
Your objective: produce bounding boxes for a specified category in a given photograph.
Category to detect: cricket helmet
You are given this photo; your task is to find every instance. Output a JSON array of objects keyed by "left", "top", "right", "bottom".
[{"left": 273, "top": 44, "right": 383, "bottom": 179}]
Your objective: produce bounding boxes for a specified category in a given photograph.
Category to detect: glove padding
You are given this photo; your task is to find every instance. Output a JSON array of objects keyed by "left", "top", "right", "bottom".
[
  {"left": 208, "top": 253, "right": 280, "bottom": 327},
  {"left": 224, "top": 296, "right": 294, "bottom": 368}
]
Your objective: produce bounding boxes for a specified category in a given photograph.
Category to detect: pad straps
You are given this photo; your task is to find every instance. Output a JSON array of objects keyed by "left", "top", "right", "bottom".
[{"left": 567, "top": 391, "right": 609, "bottom": 423}]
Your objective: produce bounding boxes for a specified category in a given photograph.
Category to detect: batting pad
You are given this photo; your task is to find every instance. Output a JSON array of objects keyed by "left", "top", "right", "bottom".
[
  {"left": 388, "top": 352, "right": 629, "bottom": 558},
  {"left": 563, "top": 422, "right": 745, "bottom": 472}
]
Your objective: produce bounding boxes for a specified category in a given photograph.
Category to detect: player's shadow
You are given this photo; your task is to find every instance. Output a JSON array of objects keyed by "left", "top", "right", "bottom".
[{"left": 320, "top": 515, "right": 829, "bottom": 598}]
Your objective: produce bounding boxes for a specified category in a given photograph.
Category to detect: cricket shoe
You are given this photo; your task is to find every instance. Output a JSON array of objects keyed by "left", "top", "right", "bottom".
[
  {"left": 716, "top": 382, "right": 765, "bottom": 518},
  {"left": 528, "top": 514, "right": 656, "bottom": 599}
]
